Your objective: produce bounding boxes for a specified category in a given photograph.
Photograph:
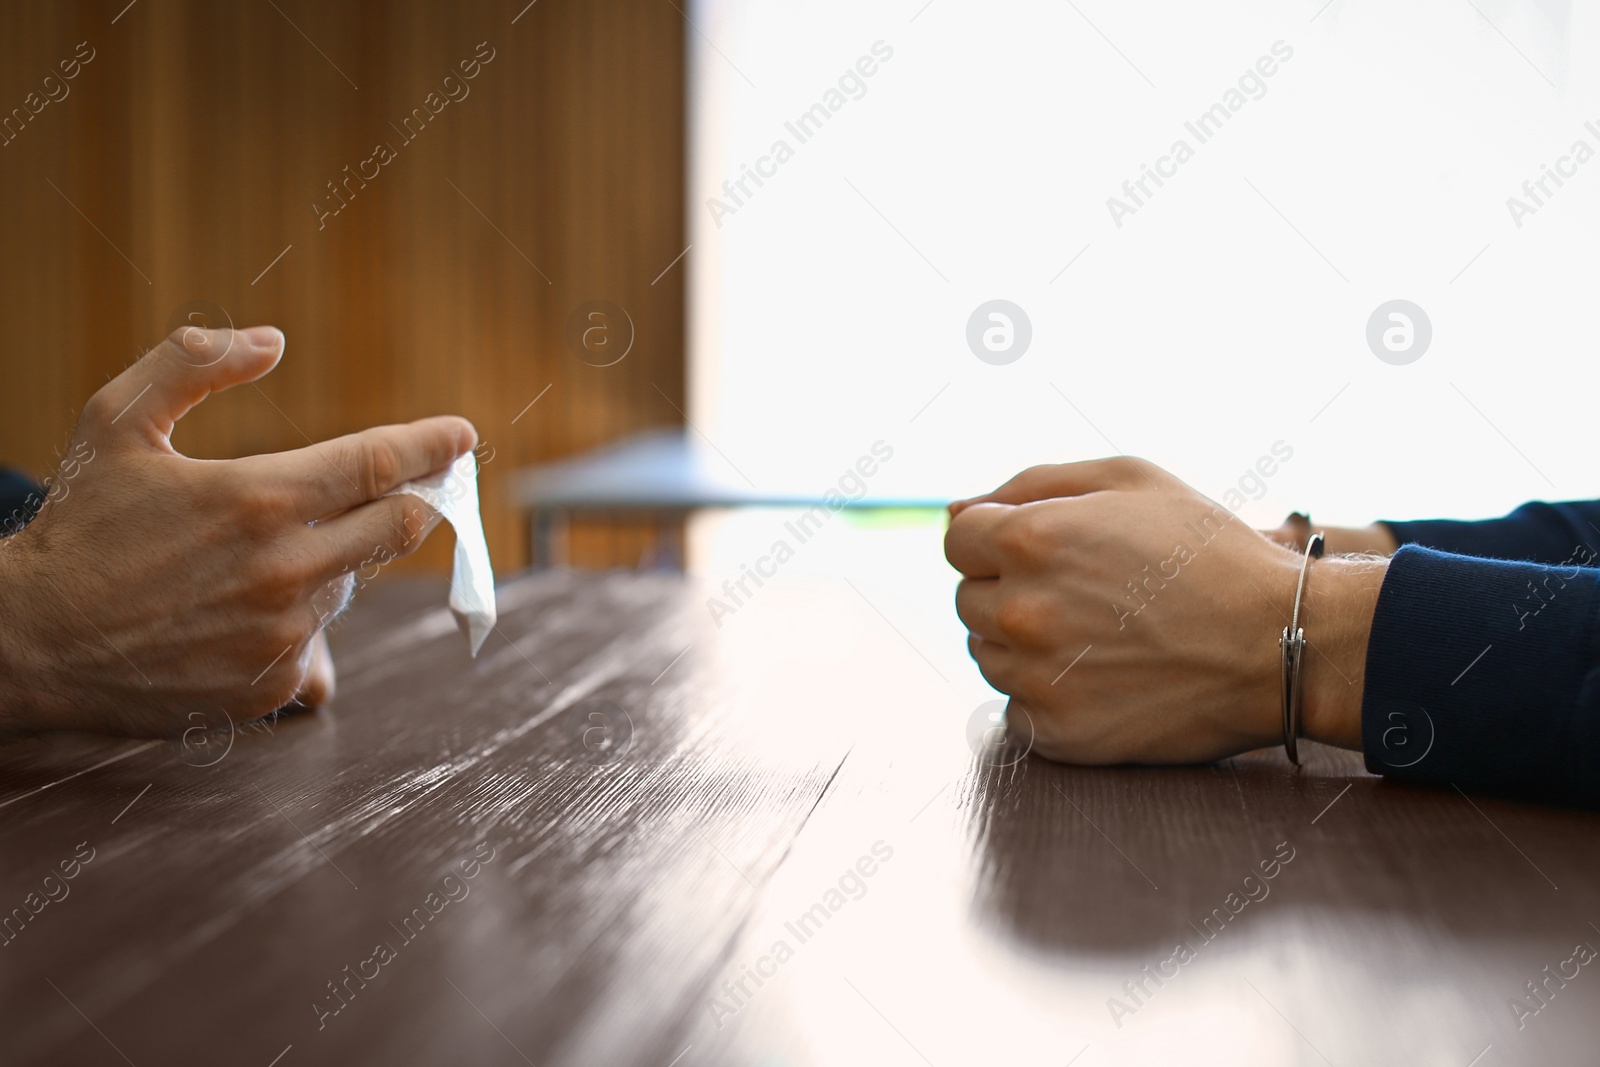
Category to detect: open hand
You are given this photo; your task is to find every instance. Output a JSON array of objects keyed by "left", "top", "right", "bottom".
[{"left": 0, "top": 326, "right": 474, "bottom": 737}]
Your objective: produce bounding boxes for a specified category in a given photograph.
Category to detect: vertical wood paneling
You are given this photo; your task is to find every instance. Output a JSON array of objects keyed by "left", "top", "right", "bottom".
[{"left": 0, "top": 0, "right": 686, "bottom": 573}]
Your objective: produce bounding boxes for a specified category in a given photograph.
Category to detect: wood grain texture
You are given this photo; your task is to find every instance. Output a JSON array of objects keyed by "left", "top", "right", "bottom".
[
  {"left": 0, "top": 0, "right": 686, "bottom": 573},
  {"left": 1, "top": 572, "right": 1598, "bottom": 1066},
  {"left": 0, "top": 572, "right": 850, "bottom": 1066}
]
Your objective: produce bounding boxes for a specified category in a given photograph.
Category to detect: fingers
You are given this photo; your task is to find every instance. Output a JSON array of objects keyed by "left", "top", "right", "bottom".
[
  {"left": 250, "top": 416, "right": 477, "bottom": 520},
  {"left": 85, "top": 326, "right": 285, "bottom": 447},
  {"left": 956, "top": 576, "right": 1060, "bottom": 650},
  {"left": 301, "top": 493, "right": 443, "bottom": 583},
  {"left": 949, "top": 457, "right": 1158, "bottom": 516},
  {"left": 944, "top": 503, "right": 1011, "bottom": 578},
  {"left": 954, "top": 577, "right": 1003, "bottom": 640},
  {"left": 968, "top": 634, "right": 1026, "bottom": 696},
  {"left": 946, "top": 499, "right": 1074, "bottom": 578},
  {"left": 969, "top": 639, "right": 1082, "bottom": 721}
]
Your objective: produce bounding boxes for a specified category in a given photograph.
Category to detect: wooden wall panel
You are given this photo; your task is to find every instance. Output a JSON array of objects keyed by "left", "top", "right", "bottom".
[{"left": 0, "top": 0, "right": 686, "bottom": 573}]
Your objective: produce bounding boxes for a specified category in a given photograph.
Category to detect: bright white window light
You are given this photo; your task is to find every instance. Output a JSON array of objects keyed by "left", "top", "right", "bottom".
[{"left": 689, "top": 0, "right": 1598, "bottom": 529}]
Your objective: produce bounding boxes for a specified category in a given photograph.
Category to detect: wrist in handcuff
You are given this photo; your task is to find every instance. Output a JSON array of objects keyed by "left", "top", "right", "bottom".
[{"left": 1278, "top": 543, "right": 1388, "bottom": 755}]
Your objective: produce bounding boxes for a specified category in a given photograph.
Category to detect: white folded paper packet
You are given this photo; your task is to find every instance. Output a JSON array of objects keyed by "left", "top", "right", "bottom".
[{"left": 385, "top": 451, "right": 497, "bottom": 656}]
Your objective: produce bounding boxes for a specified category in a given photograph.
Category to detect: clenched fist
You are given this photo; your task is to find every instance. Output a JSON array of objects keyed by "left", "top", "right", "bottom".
[
  {"left": 0, "top": 325, "right": 475, "bottom": 738},
  {"left": 946, "top": 457, "right": 1385, "bottom": 765}
]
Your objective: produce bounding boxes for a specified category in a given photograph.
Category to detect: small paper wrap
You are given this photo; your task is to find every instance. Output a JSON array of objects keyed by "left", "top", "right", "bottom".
[{"left": 385, "top": 451, "right": 497, "bottom": 656}]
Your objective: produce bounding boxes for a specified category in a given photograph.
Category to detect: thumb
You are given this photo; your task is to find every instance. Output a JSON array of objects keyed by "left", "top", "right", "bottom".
[{"left": 88, "top": 325, "right": 285, "bottom": 446}]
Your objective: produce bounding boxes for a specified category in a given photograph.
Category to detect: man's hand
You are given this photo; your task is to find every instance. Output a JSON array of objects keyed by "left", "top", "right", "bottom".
[
  {"left": 0, "top": 325, "right": 475, "bottom": 738},
  {"left": 945, "top": 458, "right": 1383, "bottom": 765}
]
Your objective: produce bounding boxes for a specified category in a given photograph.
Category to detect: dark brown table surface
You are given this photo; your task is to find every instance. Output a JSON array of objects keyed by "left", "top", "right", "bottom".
[{"left": 2, "top": 570, "right": 1598, "bottom": 1067}]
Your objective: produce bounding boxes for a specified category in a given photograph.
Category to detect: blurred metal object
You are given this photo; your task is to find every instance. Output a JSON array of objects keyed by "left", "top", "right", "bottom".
[
  {"left": 1280, "top": 531, "right": 1325, "bottom": 766},
  {"left": 513, "top": 429, "right": 946, "bottom": 568}
]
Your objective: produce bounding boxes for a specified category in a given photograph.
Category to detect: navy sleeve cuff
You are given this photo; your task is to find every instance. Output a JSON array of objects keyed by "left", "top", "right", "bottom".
[
  {"left": 1383, "top": 500, "right": 1600, "bottom": 566},
  {"left": 1362, "top": 544, "right": 1600, "bottom": 807},
  {"left": 0, "top": 468, "right": 43, "bottom": 537}
]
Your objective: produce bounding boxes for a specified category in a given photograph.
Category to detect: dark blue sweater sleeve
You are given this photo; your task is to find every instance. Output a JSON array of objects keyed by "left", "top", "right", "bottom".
[
  {"left": 1361, "top": 544, "right": 1600, "bottom": 807},
  {"left": 1384, "top": 500, "right": 1600, "bottom": 566},
  {"left": 0, "top": 469, "right": 43, "bottom": 537}
]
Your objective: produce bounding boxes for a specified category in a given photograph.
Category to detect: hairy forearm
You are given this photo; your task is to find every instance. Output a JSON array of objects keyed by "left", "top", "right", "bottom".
[
  {"left": 0, "top": 544, "right": 43, "bottom": 737},
  {"left": 0, "top": 531, "right": 81, "bottom": 736}
]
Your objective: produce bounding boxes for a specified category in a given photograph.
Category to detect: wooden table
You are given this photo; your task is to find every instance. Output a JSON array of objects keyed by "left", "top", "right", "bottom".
[{"left": 2, "top": 571, "right": 1597, "bottom": 1066}]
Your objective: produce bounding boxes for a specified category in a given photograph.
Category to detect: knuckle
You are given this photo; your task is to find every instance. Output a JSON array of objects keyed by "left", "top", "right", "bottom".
[
  {"left": 162, "top": 325, "right": 227, "bottom": 366},
  {"left": 255, "top": 483, "right": 299, "bottom": 522},
  {"left": 255, "top": 560, "right": 309, "bottom": 610},
  {"left": 79, "top": 389, "right": 119, "bottom": 429},
  {"left": 232, "top": 483, "right": 299, "bottom": 536},
  {"left": 992, "top": 516, "right": 1030, "bottom": 559},
  {"left": 994, "top": 512, "right": 1048, "bottom": 565},
  {"left": 163, "top": 326, "right": 195, "bottom": 353},
  {"left": 1017, "top": 463, "right": 1057, "bottom": 487},
  {"left": 156, "top": 329, "right": 198, "bottom": 370},
  {"left": 1118, "top": 455, "right": 1159, "bottom": 482},
  {"left": 357, "top": 437, "right": 403, "bottom": 499},
  {"left": 993, "top": 596, "right": 1044, "bottom": 645},
  {"left": 238, "top": 534, "right": 317, "bottom": 600}
]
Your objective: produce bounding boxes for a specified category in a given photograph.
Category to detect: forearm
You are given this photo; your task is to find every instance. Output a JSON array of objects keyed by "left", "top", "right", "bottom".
[
  {"left": 0, "top": 546, "right": 44, "bottom": 737},
  {"left": 1298, "top": 554, "right": 1388, "bottom": 751},
  {"left": 0, "top": 473, "right": 57, "bottom": 736},
  {"left": 1251, "top": 542, "right": 1600, "bottom": 809}
]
